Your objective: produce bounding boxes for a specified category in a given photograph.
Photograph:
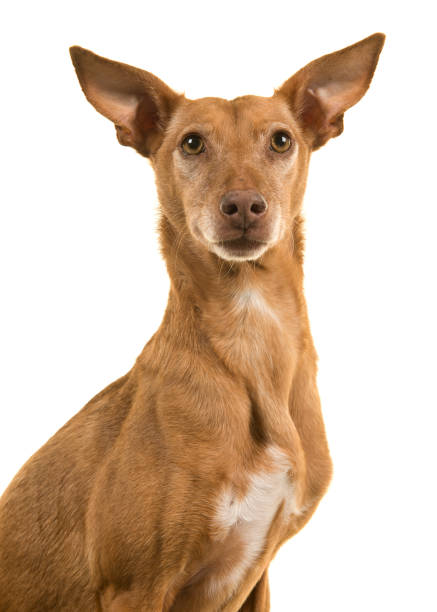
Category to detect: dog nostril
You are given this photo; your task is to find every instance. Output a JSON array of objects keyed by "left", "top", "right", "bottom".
[
  {"left": 221, "top": 202, "right": 239, "bottom": 216},
  {"left": 220, "top": 191, "right": 267, "bottom": 220},
  {"left": 250, "top": 202, "right": 266, "bottom": 215}
]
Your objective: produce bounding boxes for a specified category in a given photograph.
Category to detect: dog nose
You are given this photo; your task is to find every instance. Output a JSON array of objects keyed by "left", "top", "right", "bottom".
[{"left": 220, "top": 190, "right": 268, "bottom": 229}]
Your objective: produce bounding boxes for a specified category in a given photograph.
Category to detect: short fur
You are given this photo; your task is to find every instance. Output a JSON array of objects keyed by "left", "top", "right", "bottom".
[{"left": 0, "top": 33, "right": 385, "bottom": 611}]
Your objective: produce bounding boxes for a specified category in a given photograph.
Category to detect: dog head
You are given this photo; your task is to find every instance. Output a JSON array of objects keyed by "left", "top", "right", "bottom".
[{"left": 70, "top": 34, "right": 384, "bottom": 263}]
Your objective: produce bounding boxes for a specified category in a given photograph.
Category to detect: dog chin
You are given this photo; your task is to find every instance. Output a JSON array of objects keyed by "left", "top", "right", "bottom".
[{"left": 209, "top": 239, "right": 270, "bottom": 262}]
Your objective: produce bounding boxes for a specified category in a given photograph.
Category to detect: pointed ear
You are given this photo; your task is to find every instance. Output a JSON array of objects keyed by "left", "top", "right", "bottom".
[
  {"left": 69, "top": 47, "right": 182, "bottom": 157},
  {"left": 276, "top": 33, "right": 385, "bottom": 150}
]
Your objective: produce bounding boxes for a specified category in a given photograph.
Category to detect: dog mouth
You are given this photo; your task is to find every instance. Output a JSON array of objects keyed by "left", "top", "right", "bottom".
[
  {"left": 220, "top": 236, "right": 266, "bottom": 252},
  {"left": 211, "top": 236, "right": 269, "bottom": 261},
  {"left": 192, "top": 220, "right": 276, "bottom": 262}
]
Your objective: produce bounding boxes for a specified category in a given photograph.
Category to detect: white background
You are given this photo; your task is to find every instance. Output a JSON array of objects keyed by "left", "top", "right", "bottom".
[{"left": 1, "top": 1, "right": 436, "bottom": 610}]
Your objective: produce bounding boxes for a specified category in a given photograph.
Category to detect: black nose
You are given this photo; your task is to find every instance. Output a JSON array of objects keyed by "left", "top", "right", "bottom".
[{"left": 219, "top": 190, "right": 268, "bottom": 229}]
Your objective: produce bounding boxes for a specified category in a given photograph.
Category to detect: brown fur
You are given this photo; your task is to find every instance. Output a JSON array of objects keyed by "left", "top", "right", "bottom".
[{"left": 0, "top": 33, "right": 384, "bottom": 611}]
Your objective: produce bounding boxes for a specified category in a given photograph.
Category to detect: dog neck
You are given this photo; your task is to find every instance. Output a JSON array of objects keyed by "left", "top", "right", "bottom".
[{"left": 154, "top": 214, "right": 305, "bottom": 410}]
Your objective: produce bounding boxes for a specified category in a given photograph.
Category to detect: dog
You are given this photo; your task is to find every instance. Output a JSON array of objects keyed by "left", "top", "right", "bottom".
[{"left": 0, "top": 33, "right": 384, "bottom": 611}]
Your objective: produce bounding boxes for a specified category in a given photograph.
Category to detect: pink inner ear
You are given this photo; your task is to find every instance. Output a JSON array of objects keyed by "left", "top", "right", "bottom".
[
  {"left": 84, "top": 84, "right": 140, "bottom": 129},
  {"left": 300, "top": 87, "right": 346, "bottom": 149},
  {"left": 136, "top": 97, "right": 160, "bottom": 132},
  {"left": 301, "top": 88, "right": 325, "bottom": 131},
  {"left": 86, "top": 85, "right": 161, "bottom": 148},
  {"left": 70, "top": 46, "right": 182, "bottom": 156},
  {"left": 311, "top": 78, "right": 367, "bottom": 121},
  {"left": 278, "top": 34, "right": 385, "bottom": 150}
]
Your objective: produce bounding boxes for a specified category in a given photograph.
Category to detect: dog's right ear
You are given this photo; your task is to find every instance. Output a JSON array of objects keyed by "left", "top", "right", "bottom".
[{"left": 69, "top": 47, "right": 181, "bottom": 157}]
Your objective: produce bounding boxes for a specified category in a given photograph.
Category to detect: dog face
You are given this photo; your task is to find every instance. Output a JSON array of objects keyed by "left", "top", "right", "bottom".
[
  {"left": 70, "top": 34, "right": 384, "bottom": 263},
  {"left": 154, "top": 95, "right": 309, "bottom": 261}
]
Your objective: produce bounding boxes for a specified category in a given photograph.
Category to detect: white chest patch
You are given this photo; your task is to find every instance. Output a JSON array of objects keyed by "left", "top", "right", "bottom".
[
  {"left": 209, "top": 445, "right": 301, "bottom": 597},
  {"left": 234, "top": 288, "right": 280, "bottom": 325}
]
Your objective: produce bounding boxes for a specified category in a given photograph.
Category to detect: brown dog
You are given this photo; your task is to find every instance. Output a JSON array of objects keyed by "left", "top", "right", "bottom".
[{"left": 0, "top": 33, "right": 384, "bottom": 610}]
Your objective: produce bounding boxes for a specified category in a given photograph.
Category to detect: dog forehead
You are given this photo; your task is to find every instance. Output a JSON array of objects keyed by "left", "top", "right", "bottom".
[
  {"left": 231, "top": 95, "right": 295, "bottom": 126},
  {"left": 169, "top": 95, "right": 296, "bottom": 137}
]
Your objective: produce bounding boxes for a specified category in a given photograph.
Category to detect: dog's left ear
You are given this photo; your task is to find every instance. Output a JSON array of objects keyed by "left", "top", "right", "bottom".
[
  {"left": 276, "top": 33, "right": 385, "bottom": 150},
  {"left": 69, "top": 47, "right": 182, "bottom": 157}
]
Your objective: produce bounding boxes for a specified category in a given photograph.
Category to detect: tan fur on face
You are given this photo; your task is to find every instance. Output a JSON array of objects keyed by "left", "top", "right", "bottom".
[
  {"left": 0, "top": 33, "right": 384, "bottom": 611},
  {"left": 157, "top": 96, "right": 306, "bottom": 262}
]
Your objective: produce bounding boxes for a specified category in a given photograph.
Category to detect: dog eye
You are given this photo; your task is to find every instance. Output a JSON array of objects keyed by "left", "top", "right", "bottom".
[
  {"left": 270, "top": 131, "right": 292, "bottom": 153},
  {"left": 181, "top": 134, "right": 205, "bottom": 155}
]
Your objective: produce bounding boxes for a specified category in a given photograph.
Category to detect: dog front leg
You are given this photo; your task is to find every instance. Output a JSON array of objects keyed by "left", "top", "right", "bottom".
[
  {"left": 238, "top": 570, "right": 270, "bottom": 612},
  {"left": 287, "top": 355, "right": 333, "bottom": 533}
]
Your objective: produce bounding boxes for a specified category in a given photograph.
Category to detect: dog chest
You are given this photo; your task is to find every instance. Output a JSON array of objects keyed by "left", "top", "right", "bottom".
[{"left": 207, "top": 445, "right": 301, "bottom": 596}]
